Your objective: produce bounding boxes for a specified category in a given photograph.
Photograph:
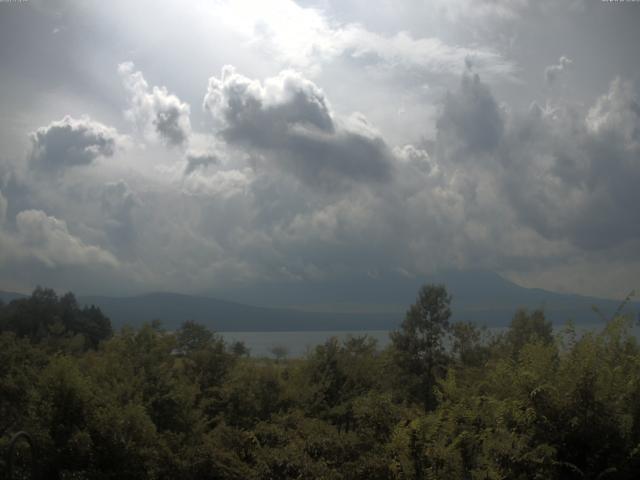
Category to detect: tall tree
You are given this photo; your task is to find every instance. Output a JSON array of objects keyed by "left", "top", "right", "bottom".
[
  {"left": 0, "top": 288, "right": 112, "bottom": 348},
  {"left": 390, "top": 284, "right": 452, "bottom": 410},
  {"left": 505, "top": 308, "right": 553, "bottom": 356}
]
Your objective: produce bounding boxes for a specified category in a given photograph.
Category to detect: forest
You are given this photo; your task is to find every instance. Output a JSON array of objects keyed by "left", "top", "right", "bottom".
[{"left": 1, "top": 285, "right": 640, "bottom": 479}]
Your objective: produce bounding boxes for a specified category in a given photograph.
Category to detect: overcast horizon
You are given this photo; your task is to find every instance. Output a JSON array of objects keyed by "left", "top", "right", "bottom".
[{"left": 1, "top": 0, "right": 640, "bottom": 301}]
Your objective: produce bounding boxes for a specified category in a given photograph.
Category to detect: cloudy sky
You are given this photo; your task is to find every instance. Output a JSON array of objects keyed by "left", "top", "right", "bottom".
[{"left": 0, "top": 0, "right": 639, "bottom": 301}]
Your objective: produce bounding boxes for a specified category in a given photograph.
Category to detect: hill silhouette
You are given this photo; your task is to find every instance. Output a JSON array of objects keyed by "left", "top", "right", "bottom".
[{"left": 2, "top": 271, "right": 636, "bottom": 331}]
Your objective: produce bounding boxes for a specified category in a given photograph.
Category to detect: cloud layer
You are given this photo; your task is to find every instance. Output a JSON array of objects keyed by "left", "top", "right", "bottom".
[
  {"left": 29, "top": 116, "right": 119, "bottom": 171},
  {"left": 119, "top": 62, "right": 191, "bottom": 147},
  {"left": 16, "top": 209, "right": 119, "bottom": 268},
  {"left": 204, "top": 66, "right": 393, "bottom": 187},
  {"left": 4, "top": 62, "right": 640, "bottom": 298},
  {"left": 544, "top": 56, "right": 572, "bottom": 85},
  {"left": 1, "top": 0, "right": 639, "bottom": 299},
  {"left": 0, "top": 189, "right": 7, "bottom": 225}
]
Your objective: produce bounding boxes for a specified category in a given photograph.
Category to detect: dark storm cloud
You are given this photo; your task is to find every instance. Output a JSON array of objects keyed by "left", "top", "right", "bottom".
[
  {"left": 101, "top": 180, "right": 139, "bottom": 257},
  {"left": 435, "top": 74, "right": 640, "bottom": 252},
  {"left": 436, "top": 74, "right": 504, "bottom": 159},
  {"left": 0, "top": 188, "right": 7, "bottom": 225},
  {"left": 29, "top": 116, "right": 119, "bottom": 171},
  {"left": 203, "top": 66, "right": 393, "bottom": 188},
  {"left": 184, "top": 152, "right": 219, "bottom": 175},
  {"left": 528, "top": 80, "right": 640, "bottom": 250}
]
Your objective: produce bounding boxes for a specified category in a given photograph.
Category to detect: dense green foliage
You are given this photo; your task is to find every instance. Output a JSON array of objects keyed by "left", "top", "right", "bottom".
[
  {"left": 0, "top": 287, "right": 112, "bottom": 351},
  {"left": 2, "top": 285, "right": 640, "bottom": 479}
]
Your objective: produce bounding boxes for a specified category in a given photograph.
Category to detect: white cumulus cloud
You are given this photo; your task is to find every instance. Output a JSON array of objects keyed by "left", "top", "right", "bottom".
[
  {"left": 118, "top": 61, "right": 192, "bottom": 147},
  {"left": 16, "top": 209, "right": 119, "bottom": 268}
]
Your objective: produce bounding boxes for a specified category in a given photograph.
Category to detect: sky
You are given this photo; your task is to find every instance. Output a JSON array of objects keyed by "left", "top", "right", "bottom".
[{"left": 0, "top": 0, "right": 639, "bottom": 301}]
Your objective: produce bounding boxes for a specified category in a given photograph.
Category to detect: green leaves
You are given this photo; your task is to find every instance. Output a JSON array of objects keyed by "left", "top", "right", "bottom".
[
  {"left": 390, "top": 284, "right": 453, "bottom": 410},
  {"left": 3, "top": 288, "right": 640, "bottom": 479},
  {"left": 0, "top": 288, "right": 112, "bottom": 351}
]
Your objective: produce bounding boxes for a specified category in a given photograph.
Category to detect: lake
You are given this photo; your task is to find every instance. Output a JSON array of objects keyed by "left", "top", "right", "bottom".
[
  {"left": 221, "top": 322, "right": 640, "bottom": 358},
  {"left": 221, "top": 330, "right": 392, "bottom": 357}
]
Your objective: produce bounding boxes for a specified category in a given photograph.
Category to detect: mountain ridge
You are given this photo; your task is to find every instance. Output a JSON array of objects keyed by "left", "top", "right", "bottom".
[{"left": 2, "top": 271, "right": 637, "bottom": 331}]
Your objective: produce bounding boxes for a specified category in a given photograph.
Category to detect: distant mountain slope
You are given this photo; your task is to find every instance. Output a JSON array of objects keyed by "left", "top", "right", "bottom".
[
  {"left": 78, "top": 293, "right": 393, "bottom": 331},
  {"left": 0, "top": 290, "right": 26, "bottom": 303},
  {"left": 211, "top": 270, "right": 639, "bottom": 328},
  {"left": 4, "top": 270, "right": 638, "bottom": 331}
]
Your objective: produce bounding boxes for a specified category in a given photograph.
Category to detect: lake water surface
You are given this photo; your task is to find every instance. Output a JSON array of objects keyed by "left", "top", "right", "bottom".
[
  {"left": 222, "top": 322, "right": 640, "bottom": 358},
  {"left": 221, "top": 330, "right": 391, "bottom": 357}
]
